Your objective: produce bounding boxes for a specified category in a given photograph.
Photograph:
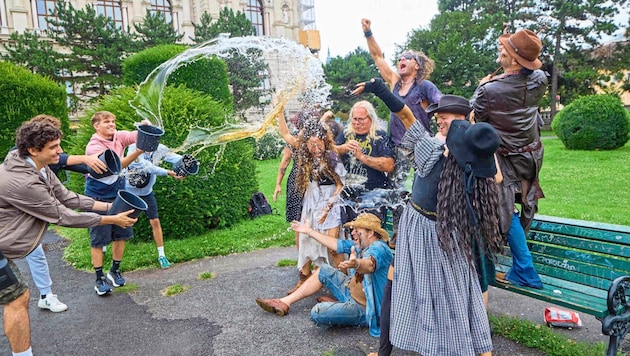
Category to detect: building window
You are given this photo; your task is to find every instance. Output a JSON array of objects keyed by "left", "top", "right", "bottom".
[
  {"left": 150, "top": 0, "right": 173, "bottom": 23},
  {"left": 245, "top": 0, "right": 264, "bottom": 36},
  {"left": 96, "top": 0, "right": 124, "bottom": 29},
  {"left": 36, "top": 0, "right": 58, "bottom": 30}
]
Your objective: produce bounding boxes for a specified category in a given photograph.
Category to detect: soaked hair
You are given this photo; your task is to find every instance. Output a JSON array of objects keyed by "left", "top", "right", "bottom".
[
  {"left": 435, "top": 155, "right": 503, "bottom": 263},
  {"left": 400, "top": 50, "right": 435, "bottom": 82},
  {"left": 344, "top": 100, "right": 383, "bottom": 141},
  {"left": 91, "top": 110, "right": 116, "bottom": 127},
  {"left": 294, "top": 119, "right": 342, "bottom": 196},
  {"left": 16, "top": 120, "right": 62, "bottom": 157},
  {"left": 290, "top": 108, "right": 321, "bottom": 131}
]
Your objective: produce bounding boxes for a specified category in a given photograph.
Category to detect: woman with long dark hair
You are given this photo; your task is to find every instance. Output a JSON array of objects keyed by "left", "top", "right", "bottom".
[{"left": 357, "top": 78, "right": 502, "bottom": 355}]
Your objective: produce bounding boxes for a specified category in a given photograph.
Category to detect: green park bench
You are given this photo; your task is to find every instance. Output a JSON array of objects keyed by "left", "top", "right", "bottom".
[{"left": 493, "top": 215, "right": 630, "bottom": 356}]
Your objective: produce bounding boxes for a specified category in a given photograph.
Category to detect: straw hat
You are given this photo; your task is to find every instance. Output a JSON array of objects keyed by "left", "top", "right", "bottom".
[
  {"left": 343, "top": 213, "right": 389, "bottom": 241},
  {"left": 499, "top": 29, "right": 542, "bottom": 70}
]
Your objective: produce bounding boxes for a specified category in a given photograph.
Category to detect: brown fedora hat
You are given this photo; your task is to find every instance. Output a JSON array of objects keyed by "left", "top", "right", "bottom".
[{"left": 499, "top": 29, "right": 542, "bottom": 70}]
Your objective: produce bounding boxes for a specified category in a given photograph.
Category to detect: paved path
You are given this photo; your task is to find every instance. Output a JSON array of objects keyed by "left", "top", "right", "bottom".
[{"left": 0, "top": 231, "right": 625, "bottom": 355}]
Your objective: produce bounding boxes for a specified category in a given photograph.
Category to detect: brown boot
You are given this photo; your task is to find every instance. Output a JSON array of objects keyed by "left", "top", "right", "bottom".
[{"left": 286, "top": 271, "right": 311, "bottom": 295}]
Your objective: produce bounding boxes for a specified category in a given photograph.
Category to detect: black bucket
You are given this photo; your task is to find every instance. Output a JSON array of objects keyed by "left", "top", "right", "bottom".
[
  {"left": 173, "top": 154, "right": 199, "bottom": 176},
  {"left": 109, "top": 190, "right": 148, "bottom": 218},
  {"left": 136, "top": 125, "right": 164, "bottom": 151},
  {"left": 88, "top": 149, "right": 122, "bottom": 179},
  {"left": 128, "top": 172, "right": 150, "bottom": 188}
]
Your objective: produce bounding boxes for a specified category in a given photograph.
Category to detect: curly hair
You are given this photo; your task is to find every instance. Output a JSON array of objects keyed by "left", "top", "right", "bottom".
[
  {"left": 435, "top": 155, "right": 503, "bottom": 263},
  {"left": 400, "top": 50, "right": 435, "bottom": 82},
  {"left": 294, "top": 119, "right": 342, "bottom": 196},
  {"left": 29, "top": 114, "right": 62, "bottom": 129},
  {"left": 16, "top": 120, "right": 62, "bottom": 157}
]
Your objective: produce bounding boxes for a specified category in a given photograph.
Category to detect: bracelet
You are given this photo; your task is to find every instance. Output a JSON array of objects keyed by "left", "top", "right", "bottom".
[
  {"left": 364, "top": 30, "right": 372, "bottom": 38},
  {"left": 355, "top": 259, "right": 361, "bottom": 269}
]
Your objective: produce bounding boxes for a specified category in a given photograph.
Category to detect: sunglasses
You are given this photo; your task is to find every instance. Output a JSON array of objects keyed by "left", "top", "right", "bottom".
[{"left": 398, "top": 53, "right": 416, "bottom": 62}]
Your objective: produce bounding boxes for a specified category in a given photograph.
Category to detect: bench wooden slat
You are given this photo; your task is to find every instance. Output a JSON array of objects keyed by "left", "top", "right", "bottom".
[
  {"left": 529, "top": 244, "right": 630, "bottom": 279},
  {"left": 532, "top": 215, "right": 630, "bottom": 245},
  {"left": 529, "top": 232, "right": 630, "bottom": 258},
  {"left": 491, "top": 276, "right": 608, "bottom": 318},
  {"left": 495, "top": 257, "right": 609, "bottom": 299}
]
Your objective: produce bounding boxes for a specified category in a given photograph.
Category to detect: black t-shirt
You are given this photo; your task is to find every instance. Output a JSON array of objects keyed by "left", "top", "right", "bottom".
[{"left": 336, "top": 130, "right": 394, "bottom": 190}]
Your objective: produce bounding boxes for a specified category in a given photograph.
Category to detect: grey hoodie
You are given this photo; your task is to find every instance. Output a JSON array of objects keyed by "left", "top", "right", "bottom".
[{"left": 0, "top": 150, "right": 101, "bottom": 259}]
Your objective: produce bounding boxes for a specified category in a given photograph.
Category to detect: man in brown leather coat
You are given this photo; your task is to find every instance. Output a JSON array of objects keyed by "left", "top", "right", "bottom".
[{"left": 471, "top": 29, "right": 548, "bottom": 237}]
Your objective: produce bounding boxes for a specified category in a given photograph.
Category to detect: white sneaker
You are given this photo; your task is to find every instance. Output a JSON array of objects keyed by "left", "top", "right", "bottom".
[{"left": 38, "top": 294, "right": 68, "bottom": 312}]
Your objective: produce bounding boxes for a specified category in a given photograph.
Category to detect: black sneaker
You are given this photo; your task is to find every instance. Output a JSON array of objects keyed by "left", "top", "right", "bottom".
[{"left": 107, "top": 270, "right": 125, "bottom": 287}]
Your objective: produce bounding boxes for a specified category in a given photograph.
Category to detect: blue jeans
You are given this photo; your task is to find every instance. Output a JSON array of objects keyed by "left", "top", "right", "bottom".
[
  {"left": 310, "top": 264, "right": 368, "bottom": 327},
  {"left": 505, "top": 212, "right": 543, "bottom": 288},
  {"left": 26, "top": 244, "right": 52, "bottom": 296}
]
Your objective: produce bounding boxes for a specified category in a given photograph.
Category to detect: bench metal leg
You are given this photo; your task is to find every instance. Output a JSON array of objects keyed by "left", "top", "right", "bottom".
[{"left": 602, "top": 276, "right": 630, "bottom": 356}]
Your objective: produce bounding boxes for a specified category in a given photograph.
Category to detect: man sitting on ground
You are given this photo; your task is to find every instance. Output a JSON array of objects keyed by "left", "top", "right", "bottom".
[{"left": 255, "top": 213, "right": 392, "bottom": 337}]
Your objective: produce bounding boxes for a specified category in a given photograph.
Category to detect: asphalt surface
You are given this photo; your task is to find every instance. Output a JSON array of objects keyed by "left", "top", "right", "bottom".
[{"left": 0, "top": 230, "right": 627, "bottom": 355}]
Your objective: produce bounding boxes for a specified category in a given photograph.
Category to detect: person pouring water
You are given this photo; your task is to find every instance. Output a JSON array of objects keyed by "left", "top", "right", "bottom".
[
  {"left": 125, "top": 143, "right": 188, "bottom": 269},
  {"left": 84, "top": 111, "right": 152, "bottom": 296}
]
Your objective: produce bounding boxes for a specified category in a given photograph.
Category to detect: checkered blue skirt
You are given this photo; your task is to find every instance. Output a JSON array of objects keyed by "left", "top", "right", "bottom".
[{"left": 390, "top": 203, "right": 493, "bottom": 355}]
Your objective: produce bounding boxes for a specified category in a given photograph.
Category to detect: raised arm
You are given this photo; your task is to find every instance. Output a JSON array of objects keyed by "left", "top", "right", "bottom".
[
  {"left": 277, "top": 111, "right": 298, "bottom": 148},
  {"left": 361, "top": 18, "right": 399, "bottom": 89}
]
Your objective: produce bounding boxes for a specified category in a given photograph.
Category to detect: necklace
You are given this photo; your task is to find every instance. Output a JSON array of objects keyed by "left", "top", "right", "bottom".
[{"left": 400, "top": 78, "right": 413, "bottom": 85}]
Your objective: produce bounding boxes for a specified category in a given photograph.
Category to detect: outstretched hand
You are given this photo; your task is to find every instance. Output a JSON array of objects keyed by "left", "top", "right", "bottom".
[
  {"left": 339, "top": 246, "right": 359, "bottom": 270},
  {"left": 290, "top": 220, "right": 311, "bottom": 234}
]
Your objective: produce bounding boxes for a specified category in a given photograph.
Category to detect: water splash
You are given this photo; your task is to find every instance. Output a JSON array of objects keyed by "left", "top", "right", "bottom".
[{"left": 129, "top": 35, "right": 331, "bottom": 147}]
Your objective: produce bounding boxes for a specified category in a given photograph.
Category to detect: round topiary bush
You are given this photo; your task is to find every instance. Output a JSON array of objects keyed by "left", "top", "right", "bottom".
[{"left": 552, "top": 94, "right": 629, "bottom": 150}]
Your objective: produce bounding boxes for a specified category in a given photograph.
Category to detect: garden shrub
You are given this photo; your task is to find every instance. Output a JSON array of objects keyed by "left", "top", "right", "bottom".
[
  {"left": 552, "top": 94, "right": 629, "bottom": 150},
  {"left": 252, "top": 130, "right": 284, "bottom": 160},
  {"left": 66, "top": 86, "right": 258, "bottom": 241},
  {"left": 0, "top": 61, "right": 70, "bottom": 158},
  {"left": 122, "top": 44, "right": 233, "bottom": 109}
]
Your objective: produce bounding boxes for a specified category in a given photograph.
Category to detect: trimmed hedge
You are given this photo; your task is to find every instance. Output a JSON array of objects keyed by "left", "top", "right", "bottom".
[
  {"left": 66, "top": 85, "right": 258, "bottom": 241},
  {"left": 0, "top": 61, "right": 69, "bottom": 158},
  {"left": 122, "top": 44, "right": 233, "bottom": 109},
  {"left": 552, "top": 94, "right": 630, "bottom": 150}
]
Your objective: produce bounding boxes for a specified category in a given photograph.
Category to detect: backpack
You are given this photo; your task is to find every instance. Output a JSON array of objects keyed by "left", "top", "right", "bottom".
[{"left": 248, "top": 192, "right": 274, "bottom": 218}]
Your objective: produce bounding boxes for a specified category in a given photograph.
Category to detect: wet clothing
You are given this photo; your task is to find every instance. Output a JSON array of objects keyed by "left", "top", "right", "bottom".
[
  {"left": 471, "top": 70, "right": 548, "bottom": 236},
  {"left": 310, "top": 238, "right": 392, "bottom": 337},
  {"left": 335, "top": 130, "right": 394, "bottom": 191},
  {"left": 285, "top": 156, "right": 302, "bottom": 222},
  {"left": 297, "top": 154, "right": 346, "bottom": 269},
  {"left": 390, "top": 122, "right": 492, "bottom": 355},
  {"left": 389, "top": 79, "right": 442, "bottom": 145}
]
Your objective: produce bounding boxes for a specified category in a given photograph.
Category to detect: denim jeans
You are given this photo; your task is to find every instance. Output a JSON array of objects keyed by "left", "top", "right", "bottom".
[
  {"left": 310, "top": 264, "right": 368, "bottom": 327},
  {"left": 505, "top": 212, "right": 543, "bottom": 288},
  {"left": 25, "top": 244, "right": 52, "bottom": 296}
]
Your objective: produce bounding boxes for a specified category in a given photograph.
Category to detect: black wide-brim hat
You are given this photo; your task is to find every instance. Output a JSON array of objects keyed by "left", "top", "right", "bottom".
[
  {"left": 426, "top": 95, "right": 471, "bottom": 117},
  {"left": 446, "top": 120, "right": 500, "bottom": 178}
]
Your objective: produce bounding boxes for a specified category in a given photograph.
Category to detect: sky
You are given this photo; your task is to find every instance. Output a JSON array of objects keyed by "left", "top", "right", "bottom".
[
  {"left": 313, "top": 0, "right": 439, "bottom": 62},
  {"left": 312, "top": 1, "right": 628, "bottom": 61}
]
